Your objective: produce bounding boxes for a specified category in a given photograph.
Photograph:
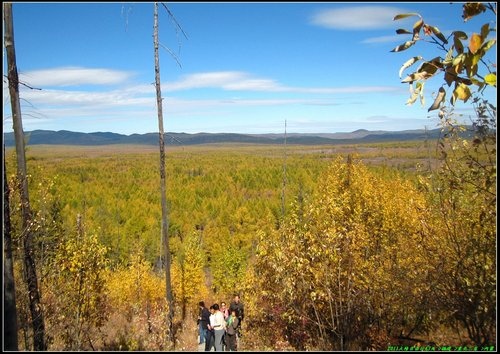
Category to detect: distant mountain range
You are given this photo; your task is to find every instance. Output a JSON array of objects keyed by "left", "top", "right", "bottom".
[{"left": 3, "top": 128, "right": 444, "bottom": 147}]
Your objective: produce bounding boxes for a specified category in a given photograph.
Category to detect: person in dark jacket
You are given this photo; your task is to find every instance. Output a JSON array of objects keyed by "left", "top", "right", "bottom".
[
  {"left": 229, "top": 294, "right": 244, "bottom": 337},
  {"left": 198, "top": 301, "right": 210, "bottom": 345},
  {"left": 205, "top": 305, "right": 216, "bottom": 351}
]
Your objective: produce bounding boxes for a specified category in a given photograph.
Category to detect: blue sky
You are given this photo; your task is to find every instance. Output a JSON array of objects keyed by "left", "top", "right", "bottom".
[{"left": 3, "top": 2, "right": 497, "bottom": 135}]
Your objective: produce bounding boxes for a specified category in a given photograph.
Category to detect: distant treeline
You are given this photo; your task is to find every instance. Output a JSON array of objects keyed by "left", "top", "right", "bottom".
[{"left": 3, "top": 128, "right": 450, "bottom": 146}]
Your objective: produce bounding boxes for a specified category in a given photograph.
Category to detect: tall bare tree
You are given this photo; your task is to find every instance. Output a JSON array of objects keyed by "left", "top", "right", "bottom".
[
  {"left": 3, "top": 3, "right": 46, "bottom": 351},
  {"left": 153, "top": 1, "right": 175, "bottom": 345}
]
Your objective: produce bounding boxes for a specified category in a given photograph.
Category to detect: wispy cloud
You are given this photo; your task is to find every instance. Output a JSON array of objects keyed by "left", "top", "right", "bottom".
[
  {"left": 13, "top": 86, "right": 333, "bottom": 118},
  {"left": 164, "top": 71, "right": 398, "bottom": 94},
  {"left": 20, "top": 88, "right": 152, "bottom": 107},
  {"left": 163, "top": 71, "right": 285, "bottom": 92},
  {"left": 5, "top": 67, "right": 403, "bottom": 133},
  {"left": 19, "top": 67, "right": 133, "bottom": 87},
  {"left": 310, "top": 6, "right": 407, "bottom": 30},
  {"left": 13, "top": 67, "right": 399, "bottom": 98}
]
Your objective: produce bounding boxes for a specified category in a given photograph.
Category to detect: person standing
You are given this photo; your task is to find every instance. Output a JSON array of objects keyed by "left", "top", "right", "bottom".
[
  {"left": 225, "top": 309, "right": 240, "bottom": 351},
  {"left": 229, "top": 294, "right": 244, "bottom": 337},
  {"left": 220, "top": 301, "right": 229, "bottom": 350},
  {"left": 220, "top": 301, "right": 229, "bottom": 320},
  {"left": 212, "top": 303, "right": 226, "bottom": 351},
  {"left": 205, "top": 305, "right": 215, "bottom": 352},
  {"left": 198, "top": 301, "right": 210, "bottom": 345}
]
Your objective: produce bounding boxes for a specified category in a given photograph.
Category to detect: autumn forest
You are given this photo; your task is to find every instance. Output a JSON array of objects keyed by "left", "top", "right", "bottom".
[
  {"left": 4, "top": 130, "right": 496, "bottom": 351},
  {"left": 3, "top": 2, "right": 496, "bottom": 352}
]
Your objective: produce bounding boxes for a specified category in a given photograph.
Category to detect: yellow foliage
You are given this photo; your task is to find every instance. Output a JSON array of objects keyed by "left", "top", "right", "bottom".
[
  {"left": 105, "top": 253, "right": 165, "bottom": 315},
  {"left": 46, "top": 231, "right": 109, "bottom": 349},
  {"left": 102, "top": 253, "right": 173, "bottom": 351},
  {"left": 255, "top": 156, "right": 433, "bottom": 349},
  {"left": 171, "top": 231, "right": 208, "bottom": 316}
]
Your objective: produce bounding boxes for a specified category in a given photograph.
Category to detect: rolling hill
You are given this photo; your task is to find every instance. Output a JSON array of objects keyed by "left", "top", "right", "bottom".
[{"left": 3, "top": 128, "right": 443, "bottom": 147}]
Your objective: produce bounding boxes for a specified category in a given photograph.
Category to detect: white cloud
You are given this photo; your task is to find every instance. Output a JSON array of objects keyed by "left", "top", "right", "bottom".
[
  {"left": 4, "top": 67, "right": 405, "bottom": 134},
  {"left": 20, "top": 87, "right": 152, "bottom": 108},
  {"left": 310, "top": 6, "right": 407, "bottom": 30},
  {"left": 163, "top": 71, "right": 279, "bottom": 91},
  {"left": 164, "top": 71, "right": 398, "bottom": 94},
  {"left": 13, "top": 68, "right": 398, "bottom": 102},
  {"left": 15, "top": 85, "right": 336, "bottom": 118},
  {"left": 19, "top": 67, "right": 133, "bottom": 87}
]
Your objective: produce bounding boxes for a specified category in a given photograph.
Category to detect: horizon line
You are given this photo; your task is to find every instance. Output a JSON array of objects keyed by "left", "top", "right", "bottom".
[{"left": 3, "top": 127, "right": 443, "bottom": 137}]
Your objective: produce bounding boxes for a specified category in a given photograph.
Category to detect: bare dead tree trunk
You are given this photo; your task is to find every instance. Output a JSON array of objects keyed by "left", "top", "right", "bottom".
[
  {"left": 153, "top": 2, "right": 175, "bottom": 345},
  {"left": 3, "top": 144, "right": 19, "bottom": 351},
  {"left": 3, "top": 3, "right": 46, "bottom": 351},
  {"left": 281, "top": 119, "right": 287, "bottom": 219}
]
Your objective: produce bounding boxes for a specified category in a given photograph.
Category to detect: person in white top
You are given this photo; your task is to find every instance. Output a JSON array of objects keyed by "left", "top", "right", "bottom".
[{"left": 212, "top": 303, "right": 226, "bottom": 351}]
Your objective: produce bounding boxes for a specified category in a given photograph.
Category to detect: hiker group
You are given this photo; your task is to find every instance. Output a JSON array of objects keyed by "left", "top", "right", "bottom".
[{"left": 198, "top": 294, "right": 244, "bottom": 351}]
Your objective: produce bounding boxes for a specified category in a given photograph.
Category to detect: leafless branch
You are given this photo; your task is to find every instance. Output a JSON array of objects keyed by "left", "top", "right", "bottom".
[
  {"left": 160, "top": 2, "right": 188, "bottom": 40},
  {"left": 121, "top": 4, "right": 133, "bottom": 32},
  {"left": 3, "top": 75, "right": 42, "bottom": 90},
  {"left": 20, "top": 80, "right": 42, "bottom": 90},
  {"left": 485, "top": 2, "right": 496, "bottom": 15},
  {"left": 165, "top": 133, "right": 184, "bottom": 145},
  {"left": 159, "top": 42, "right": 183, "bottom": 68},
  {"left": 19, "top": 98, "right": 39, "bottom": 110},
  {"left": 160, "top": 2, "right": 188, "bottom": 66},
  {"left": 19, "top": 112, "right": 46, "bottom": 120}
]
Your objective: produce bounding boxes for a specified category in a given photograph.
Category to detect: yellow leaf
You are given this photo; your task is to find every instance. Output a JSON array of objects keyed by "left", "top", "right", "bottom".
[
  {"left": 393, "top": 13, "right": 421, "bottom": 21},
  {"left": 452, "top": 53, "right": 465, "bottom": 66},
  {"left": 484, "top": 73, "right": 496, "bottom": 87},
  {"left": 469, "top": 33, "right": 482, "bottom": 54},
  {"left": 412, "top": 19, "right": 423, "bottom": 40},
  {"left": 452, "top": 83, "right": 471, "bottom": 104},
  {"left": 481, "top": 39, "right": 496, "bottom": 53},
  {"left": 391, "top": 40, "right": 416, "bottom": 53}
]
